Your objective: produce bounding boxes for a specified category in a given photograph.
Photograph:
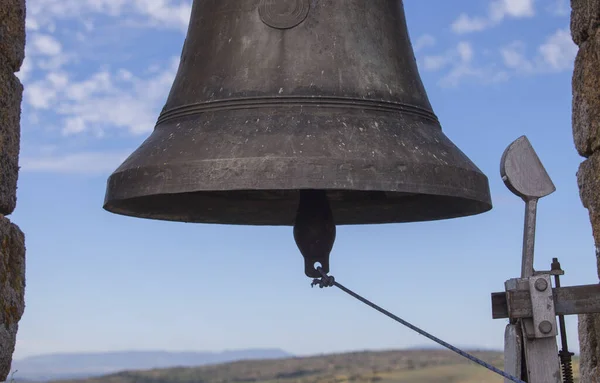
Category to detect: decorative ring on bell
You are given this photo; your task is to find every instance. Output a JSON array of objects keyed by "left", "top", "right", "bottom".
[
  {"left": 156, "top": 96, "right": 440, "bottom": 125},
  {"left": 258, "top": 0, "right": 310, "bottom": 30}
]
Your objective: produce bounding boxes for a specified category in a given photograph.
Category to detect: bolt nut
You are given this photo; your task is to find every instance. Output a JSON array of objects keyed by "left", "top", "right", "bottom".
[
  {"left": 534, "top": 278, "right": 548, "bottom": 292},
  {"left": 539, "top": 320, "right": 553, "bottom": 334}
]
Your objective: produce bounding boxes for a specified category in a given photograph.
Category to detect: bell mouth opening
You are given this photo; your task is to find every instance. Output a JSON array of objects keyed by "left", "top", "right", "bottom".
[{"left": 103, "top": 188, "right": 492, "bottom": 226}]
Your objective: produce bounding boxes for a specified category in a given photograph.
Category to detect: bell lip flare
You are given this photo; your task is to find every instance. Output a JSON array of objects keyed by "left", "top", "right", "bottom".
[{"left": 103, "top": 106, "right": 492, "bottom": 226}]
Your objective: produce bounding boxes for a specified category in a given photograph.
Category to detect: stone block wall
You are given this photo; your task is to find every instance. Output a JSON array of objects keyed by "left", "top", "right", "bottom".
[
  {"left": 0, "top": 0, "right": 26, "bottom": 381},
  {"left": 572, "top": 0, "right": 600, "bottom": 382}
]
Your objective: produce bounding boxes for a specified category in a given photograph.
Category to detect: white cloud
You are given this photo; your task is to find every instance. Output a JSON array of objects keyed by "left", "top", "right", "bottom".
[
  {"left": 538, "top": 28, "right": 577, "bottom": 71},
  {"left": 500, "top": 28, "right": 577, "bottom": 75},
  {"left": 451, "top": 14, "right": 489, "bottom": 34},
  {"left": 25, "top": 71, "right": 69, "bottom": 109},
  {"left": 24, "top": 57, "right": 179, "bottom": 136},
  {"left": 18, "top": 0, "right": 191, "bottom": 134},
  {"left": 71, "top": 60, "right": 177, "bottom": 136},
  {"left": 16, "top": 0, "right": 193, "bottom": 177},
  {"left": 15, "top": 57, "right": 33, "bottom": 82},
  {"left": 457, "top": 42, "right": 474, "bottom": 62},
  {"left": 547, "top": 0, "right": 570, "bottom": 16},
  {"left": 25, "top": 57, "right": 179, "bottom": 136},
  {"left": 423, "top": 54, "right": 451, "bottom": 71},
  {"left": 20, "top": 151, "right": 132, "bottom": 175},
  {"left": 30, "top": 34, "right": 62, "bottom": 56},
  {"left": 413, "top": 34, "right": 436, "bottom": 52},
  {"left": 421, "top": 41, "right": 509, "bottom": 87},
  {"left": 26, "top": 0, "right": 192, "bottom": 33},
  {"left": 491, "top": 0, "right": 536, "bottom": 19},
  {"left": 500, "top": 41, "right": 534, "bottom": 71},
  {"left": 19, "top": 31, "right": 74, "bottom": 83},
  {"left": 419, "top": 27, "right": 575, "bottom": 87},
  {"left": 452, "top": 0, "right": 536, "bottom": 34}
]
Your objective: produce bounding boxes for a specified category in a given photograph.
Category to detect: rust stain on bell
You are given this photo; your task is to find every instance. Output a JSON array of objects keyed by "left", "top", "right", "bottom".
[{"left": 104, "top": 0, "right": 493, "bottom": 228}]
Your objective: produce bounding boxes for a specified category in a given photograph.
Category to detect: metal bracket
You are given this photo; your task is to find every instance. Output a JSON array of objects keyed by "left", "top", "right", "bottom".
[
  {"left": 533, "top": 269, "right": 564, "bottom": 276},
  {"left": 527, "top": 274, "right": 557, "bottom": 339}
]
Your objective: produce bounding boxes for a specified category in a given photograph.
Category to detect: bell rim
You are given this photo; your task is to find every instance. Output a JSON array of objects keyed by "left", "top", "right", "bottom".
[{"left": 104, "top": 157, "right": 492, "bottom": 225}]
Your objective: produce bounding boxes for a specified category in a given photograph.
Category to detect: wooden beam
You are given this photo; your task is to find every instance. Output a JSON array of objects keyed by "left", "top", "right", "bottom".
[{"left": 491, "top": 284, "right": 600, "bottom": 319}]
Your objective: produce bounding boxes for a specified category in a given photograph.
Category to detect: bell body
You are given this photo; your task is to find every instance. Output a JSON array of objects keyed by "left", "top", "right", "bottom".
[{"left": 104, "top": 0, "right": 492, "bottom": 225}]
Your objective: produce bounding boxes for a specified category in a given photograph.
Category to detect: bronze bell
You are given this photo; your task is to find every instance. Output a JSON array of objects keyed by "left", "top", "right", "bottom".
[{"left": 104, "top": 0, "right": 492, "bottom": 275}]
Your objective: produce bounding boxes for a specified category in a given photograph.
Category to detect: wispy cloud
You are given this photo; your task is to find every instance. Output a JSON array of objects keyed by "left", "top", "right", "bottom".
[
  {"left": 546, "top": 0, "right": 570, "bottom": 16},
  {"left": 500, "top": 28, "right": 577, "bottom": 75},
  {"left": 418, "top": 27, "right": 576, "bottom": 87},
  {"left": 413, "top": 34, "right": 437, "bottom": 52},
  {"left": 17, "top": 31, "right": 72, "bottom": 82},
  {"left": 16, "top": 0, "right": 194, "bottom": 176},
  {"left": 20, "top": 151, "right": 132, "bottom": 175},
  {"left": 24, "top": 57, "right": 179, "bottom": 136},
  {"left": 30, "top": 34, "right": 62, "bottom": 56},
  {"left": 26, "top": 0, "right": 192, "bottom": 33},
  {"left": 421, "top": 41, "right": 509, "bottom": 87},
  {"left": 451, "top": 0, "right": 536, "bottom": 34},
  {"left": 18, "top": 0, "right": 190, "bottom": 140}
]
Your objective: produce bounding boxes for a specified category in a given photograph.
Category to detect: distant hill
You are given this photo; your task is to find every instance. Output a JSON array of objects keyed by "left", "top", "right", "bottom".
[
  {"left": 40, "top": 349, "right": 580, "bottom": 383},
  {"left": 9, "top": 349, "right": 291, "bottom": 382}
]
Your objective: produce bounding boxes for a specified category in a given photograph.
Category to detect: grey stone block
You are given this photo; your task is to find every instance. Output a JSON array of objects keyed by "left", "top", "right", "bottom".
[
  {"left": 0, "top": 66, "right": 22, "bottom": 215},
  {"left": 572, "top": 30, "right": 600, "bottom": 157},
  {"left": 578, "top": 152, "right": 600, "bottom": 218},
  {"left": 577, "top": 153, "right": 600, "bottom": 275},
  {"left": 579, "top": 313, "right": 600, "bottom": 383},
  {"left": 571, "top": 0, "right": 600, "bottom": 46},
  {"left": 0, "top": 0, "right": 26, "bottom": 72},
  {"left": 0, "top": 216, "right": 25, "bottom": 381}
]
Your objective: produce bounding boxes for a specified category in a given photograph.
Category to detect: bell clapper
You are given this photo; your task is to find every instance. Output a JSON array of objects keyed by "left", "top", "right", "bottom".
[{"left": 293, "top": 189, "right": 336, "bottom": 279}]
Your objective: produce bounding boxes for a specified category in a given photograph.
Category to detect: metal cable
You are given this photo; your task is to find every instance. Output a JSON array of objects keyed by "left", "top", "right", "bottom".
[{"left": 311, "top": 267, "right": 526, "bottom": 383}]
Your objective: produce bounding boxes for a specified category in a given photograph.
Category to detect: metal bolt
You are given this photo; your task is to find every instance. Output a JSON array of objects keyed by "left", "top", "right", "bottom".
[
  {"left": 534, "top": 278, "right": 548, "bottom": 292},
  {"left": 539, "top": 320, "right": 553, "bottom": 334}
]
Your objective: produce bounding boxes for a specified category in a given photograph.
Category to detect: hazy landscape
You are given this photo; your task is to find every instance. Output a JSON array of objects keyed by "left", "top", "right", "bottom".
[
  {"left": 8, "top": 349, "right": 580, "bottom": 383},
  {"left": 9, "top": 349, "right": 290, "bottom": 382}
]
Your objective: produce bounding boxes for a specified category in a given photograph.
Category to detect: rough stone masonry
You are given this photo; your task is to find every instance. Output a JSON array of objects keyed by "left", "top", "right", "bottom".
[
  {"left": 572, "top": 0, "right": 600, "bottom": 382},
  {"left": 0, "top": 0, "right": 26, "bottom": 381}
]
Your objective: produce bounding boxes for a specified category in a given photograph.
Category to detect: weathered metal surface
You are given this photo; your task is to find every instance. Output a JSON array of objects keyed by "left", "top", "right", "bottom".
[
  {"left": 521, "top": 332, "right": 561, "bottom": 383},
  {"left": 500, "top": 136, "right": 555, "bottom": 278},
  {"left": 258, "top": 0, "right": 310, "bottom": 30},
  {"left": 500, "top": 136, "right": 561, "bottom": 382},
  {"left": 528, "top": 275, "right": 557, "bottom": 338},
  {"left": 500, "top": 136, "right": 556, "bottom": 200},
  {"left": 520, "top": 200, "right": 538, "bottom": 279},
  {"left": 533, "top": 269, "right": 564, "bottom": 276},
  {"left": 504, "top": 324, "right": 524, "bottom": 383},
  {"left": 293, "top": 189, "right": 336, "bottom": 277},
  {"left": 491, "top": 283, "right": 600, "bottom": 319},
  {"left": 103, "top": 0, "right": 492, "bottom": 226}
]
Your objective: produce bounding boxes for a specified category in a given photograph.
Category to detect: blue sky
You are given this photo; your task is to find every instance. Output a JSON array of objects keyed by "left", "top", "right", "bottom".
[{"left": 11, "top": 0, "right": 595, "bottom": 361}]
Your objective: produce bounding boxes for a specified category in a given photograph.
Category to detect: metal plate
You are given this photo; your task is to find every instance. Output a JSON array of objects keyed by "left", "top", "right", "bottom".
[
  {"left": 500, "top": 135, "right": 555, "bottom": 200},
  {"left": 528, "top": 275, "right": 558, "bottom": 338}
]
